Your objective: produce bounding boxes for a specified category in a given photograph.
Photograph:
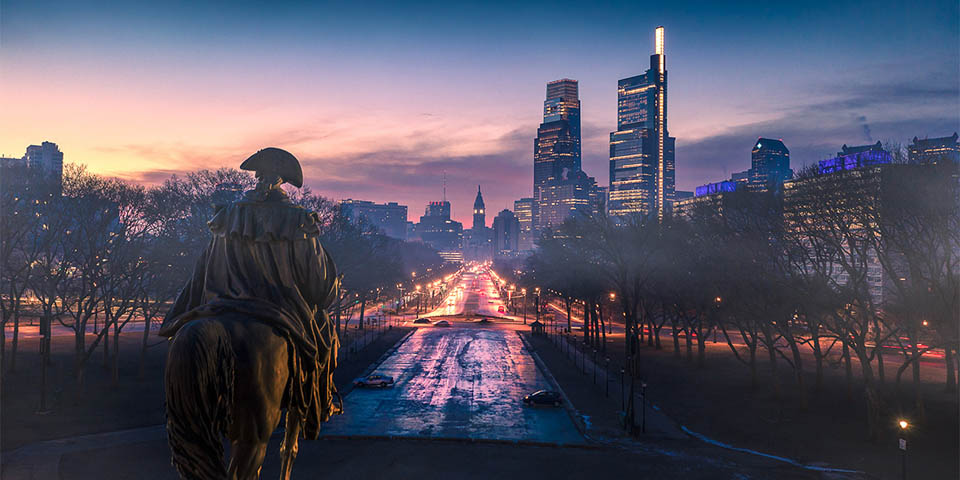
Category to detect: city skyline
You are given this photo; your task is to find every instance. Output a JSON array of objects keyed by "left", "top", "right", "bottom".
[{"left": 1, "top": 0, "right": 958, "bottom": 224}]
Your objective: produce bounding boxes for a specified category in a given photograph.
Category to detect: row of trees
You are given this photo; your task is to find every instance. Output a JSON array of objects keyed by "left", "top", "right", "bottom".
[
  {"left": 516, "top": 158, "right": 958, "bottom": 440},
  {"left": 1, "top": 164, "right": 447, "bottom": 404}
]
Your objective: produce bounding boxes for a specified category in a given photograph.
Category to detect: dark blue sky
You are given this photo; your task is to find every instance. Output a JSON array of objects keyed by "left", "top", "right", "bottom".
[{"left": 2, "top": 0, "right": 957, "bottom": 221}]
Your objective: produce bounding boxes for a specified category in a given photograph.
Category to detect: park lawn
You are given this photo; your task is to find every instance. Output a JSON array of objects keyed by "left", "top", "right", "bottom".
[{"left": 562, "top": 330, "right": 958, "bottom": 480}]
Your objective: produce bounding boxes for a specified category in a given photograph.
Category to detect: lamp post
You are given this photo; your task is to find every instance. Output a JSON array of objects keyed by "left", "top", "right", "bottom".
[
  {"left": 898, "top": 420, "right": 909, "bottom": 480},
  {"left": 714, "top": 296, "right": 722, "bottom": 343},
  {"left": 415, "top": 284, "right": 422, "bottom": 315},
  {"left": 609, "top": 292, "right": 616, "bottom": 334},
  {"left": 521, "top": 288, "right": 527, "bottom": 324},
  {"left": 535, "top": 287, "right": 541, "bottom": 325},
  {"left": 640, "top": 381, "right": 648, "bottom": 434}
]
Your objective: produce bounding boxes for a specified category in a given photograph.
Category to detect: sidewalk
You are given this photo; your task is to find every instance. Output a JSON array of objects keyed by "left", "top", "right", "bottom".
[{"left": 524, "top": 332, "right": 686, "bottom": 442}]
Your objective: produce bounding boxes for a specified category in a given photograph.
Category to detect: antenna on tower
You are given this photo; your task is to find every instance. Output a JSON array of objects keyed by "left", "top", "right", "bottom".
[{"left": 442, "top": 170, "right": 447, "bottom": 202}]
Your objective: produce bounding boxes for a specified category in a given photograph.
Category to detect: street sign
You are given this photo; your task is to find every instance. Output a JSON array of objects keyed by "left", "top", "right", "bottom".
[{"left": 898, "top": 438, "right": 907, "bottom": 450}]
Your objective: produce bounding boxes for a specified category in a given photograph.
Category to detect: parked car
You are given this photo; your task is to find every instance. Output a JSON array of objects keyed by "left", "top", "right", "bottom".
[
  {"left": 413, "top": 318, "right": 431, "bottom": 324},
  {"left": 433, "top": 320, "right": 451, "bottom": 327},
  {"left": 523, "top": 390, "right": 562, "bottom": 407},
  {"left": 354, "top": 374, "right": 394, "bottom": 388}
]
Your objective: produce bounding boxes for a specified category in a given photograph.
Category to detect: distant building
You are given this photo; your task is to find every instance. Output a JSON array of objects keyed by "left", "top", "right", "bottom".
[
  {"left": 537, "top": 170, "right": 602, "bottom": 228},
  {"left": 463, "top": 186, "right": 493, "bottom": 262},
  {"left": 608, "top": 26, "right": 675, "bottom": 222},
  {"left": 514, "top": 197, "right": 535, "bottom": 251},
  {"left": 819, "top": 145, "right": 892, "bottom": 174},
  {"left": 340, "top": 199, "right": 408, "bottom": 239},
  {"left": 414, "top": 200, "right": 463, "bottom": 264},
  {"left": 6, "top": 141, "right": 65, "bottom": 194},
  {"left": 24, "top": 141, "right": 64, "bottom": 180},
  {"left": 492, "top": 209, "right": 521, "bottom": 257},
  {"left": 909, "top": 133, "right": 959, "bottom": 164},
  {"left": 534, "top": 78, "right": 582, "bottom": 232},
  {"left": 749, "top": 138, "right": 792, "bottom": 192}
]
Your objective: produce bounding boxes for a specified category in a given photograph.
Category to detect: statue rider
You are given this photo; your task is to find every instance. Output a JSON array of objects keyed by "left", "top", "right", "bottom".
[{"left": 159, "top": 147, "right": 341, "bottom": 438}]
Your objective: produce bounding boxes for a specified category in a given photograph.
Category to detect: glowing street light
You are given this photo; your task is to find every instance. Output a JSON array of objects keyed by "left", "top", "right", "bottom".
[
  {"left": 897, "top": 419, "right": 909, "bottom": 480},
  {"left": 609, "top": 292, "right": 616, "bottom": 301}
]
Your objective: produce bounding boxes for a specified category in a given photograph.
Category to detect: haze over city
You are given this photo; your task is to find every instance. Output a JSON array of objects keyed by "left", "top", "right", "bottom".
[{"left": 1, "top": 0, "right": 957, "bottom": 223}]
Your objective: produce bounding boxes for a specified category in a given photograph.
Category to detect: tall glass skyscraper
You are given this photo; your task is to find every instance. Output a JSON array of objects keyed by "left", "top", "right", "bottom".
[
  {"left": 608, "top": 27, "right": 675, "bottom": 221},
  {"left": 748, "top": 138, "right": 792, "bottom": 192},
  {"left": 534, "top": 79, "right": 581, "bottom": 230}
]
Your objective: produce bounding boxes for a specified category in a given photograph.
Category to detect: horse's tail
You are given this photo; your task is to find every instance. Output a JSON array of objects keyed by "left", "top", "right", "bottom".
[{"left": 164, "top": 318, "right": 235, "bottom": 480}]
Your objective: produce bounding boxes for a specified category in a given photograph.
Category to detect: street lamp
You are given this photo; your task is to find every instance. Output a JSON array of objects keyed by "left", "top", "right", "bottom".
[
  {"left": 415, "top": 284, "right": 422, "bottom": 315},
  {"left": 898, "top": 420, "right": 909, "bottom": 480},
  {"left": 521, "top": 288, "right": 527, "bottom": 324},
  {"left": 534, "top": 287, "right": 541, "bottom": 326}
]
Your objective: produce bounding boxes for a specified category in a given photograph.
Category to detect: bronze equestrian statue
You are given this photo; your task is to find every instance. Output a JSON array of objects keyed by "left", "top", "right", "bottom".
[{"left": 160, "top": 148, "right": 341, "bottom": 480}]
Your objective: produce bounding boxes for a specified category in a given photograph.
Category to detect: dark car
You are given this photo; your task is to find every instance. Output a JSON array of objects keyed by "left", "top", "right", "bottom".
[
  {"left": 354, "top": 374, "right": 395, "bottom": 388},
  {"left": 523, "top": 390, "right": 562, "bottom": 407},
  {"left": 413, "top": 318, "right": 431, "bottom": 324}
]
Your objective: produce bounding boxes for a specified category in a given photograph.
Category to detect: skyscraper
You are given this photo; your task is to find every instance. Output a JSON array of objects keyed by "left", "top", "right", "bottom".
[
  {"left": 534, "top": 79, "right": 581, "bottom": 230},
  {"left": 414, "top": 200, "right": 463, "bottom": 264},
  {"left": 492, "top": 209, "right": 521, "bottom": 257},
  {"left": 748, "top": 138, "right": 792, "bottom": 192},
  {"left": 514, "top": 197, "right": 534, "bottom": 251},
  {"left": 608, "top": 26, "right": 675, "bottom": 221}
]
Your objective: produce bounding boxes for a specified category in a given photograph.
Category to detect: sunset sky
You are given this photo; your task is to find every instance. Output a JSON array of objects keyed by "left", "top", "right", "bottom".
[{"left": 2, "top": 0, "right": 957, "bottom": 224}]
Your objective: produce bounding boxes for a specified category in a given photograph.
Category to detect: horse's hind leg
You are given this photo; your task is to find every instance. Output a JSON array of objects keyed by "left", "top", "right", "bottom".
[
  {"left": 279, "top": 409, "right": 302, "bottom": 480},
  {"left": 228, "top": 440, "right": 268, "bottom": 480}
]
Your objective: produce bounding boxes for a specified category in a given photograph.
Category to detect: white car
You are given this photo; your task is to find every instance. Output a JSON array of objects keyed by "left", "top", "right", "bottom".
[{"left": 354, "top": 374, "right": 395, "bottom": 388}]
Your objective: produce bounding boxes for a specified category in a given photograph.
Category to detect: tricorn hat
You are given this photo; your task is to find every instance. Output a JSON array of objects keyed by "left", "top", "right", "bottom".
[{"left": 240, "top": 147, "right": 304, "bottom": 188}]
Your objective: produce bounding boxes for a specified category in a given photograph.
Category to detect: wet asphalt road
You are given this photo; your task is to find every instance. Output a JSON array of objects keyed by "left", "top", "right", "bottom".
[{"left": 321, "top": 327, "right": 583, "bottom": 444}]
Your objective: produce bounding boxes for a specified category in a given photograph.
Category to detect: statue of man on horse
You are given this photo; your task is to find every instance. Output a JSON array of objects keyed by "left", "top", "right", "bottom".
[{"left": 159, "top": 148, "right": 341, "bottom": 480}]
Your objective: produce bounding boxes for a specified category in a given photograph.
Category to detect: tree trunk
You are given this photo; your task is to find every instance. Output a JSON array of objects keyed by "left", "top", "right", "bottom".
[
  {"left": 789, "top": 339, "right": 807, "bottom": 410},
  {"left": 946, "top": 348, "right": 957, "bottom": 393},
  {"left": 765, "top": 330, "right": 780, "bottom": 401},
  {"left": 671, "top": 318, "right": 680, "bottom": 359},
  {"left": 112, "top": 318, "right": 120, "bottom": 386},
  {"left": 748, "top": 342, "right": 758, "bottom": 390},
  {"left": 856, "top": 348, "right": 881, "bottom": 441},
  {"left": 810, "top": 327, "right": 823, "bottom": 393},
  {"left": 103, "top": 314, "right": 110, "bottom": 368},
  {"left": 843, "top": 340, "right": 853, "bottom": 400},
  {"left": 598, "top": 303, "right": 607, "bottom": 352},
  {"left": 910, "top": 341, "right": 924, "bottom": 418},
  {"left": 358, "top": 298, "right": 366, "bottom": 330}
]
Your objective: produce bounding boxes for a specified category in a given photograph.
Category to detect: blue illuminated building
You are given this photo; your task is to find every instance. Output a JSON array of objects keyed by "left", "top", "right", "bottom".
[
  {"left": 819, "top": 149, "right": 892, "bottom": 174},
  {"left": 694, "top": 180, "right": 738, "bottom": 197}
]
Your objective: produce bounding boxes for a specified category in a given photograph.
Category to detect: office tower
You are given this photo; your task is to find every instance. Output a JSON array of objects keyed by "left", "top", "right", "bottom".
[
  {"left": 909, "top": 133, "right": 960, "bottom": 164},
  {"left": 608, "top": 26, "right": 675, "bottom": 221},
  {"left": 749, "top": 138, "right": 792, "bottom": 192},
  {"left": 340, "top": 199, "right": 409, "bottom": 239},
  {"left": 537, "top": 171, "right": 602, "bottom": 228},
  {"left": 513, "top": 197, "right": 534, "bottom": 251},
  {"left": 534, "top": 79, "right": 581, "bottom": 230},
  {"left": 492, "top": 209, "right": 521, "bottom": 256},
  {"left": 415, "top": 200, "right": 463, "bottom": 264}
]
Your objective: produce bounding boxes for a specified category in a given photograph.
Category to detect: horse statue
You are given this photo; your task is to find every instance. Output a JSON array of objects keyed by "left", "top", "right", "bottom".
[{"left": 159, "top": 148, "right": 341, "bottom": 480}]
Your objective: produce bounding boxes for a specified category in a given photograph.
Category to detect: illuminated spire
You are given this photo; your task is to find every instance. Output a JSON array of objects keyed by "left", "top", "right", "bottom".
[
  {"left": 655, "top": 26, "right": 664, "bottom": 55},
  {"left": 655, "top": 26, "right": 665, "bottom": 73}
]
